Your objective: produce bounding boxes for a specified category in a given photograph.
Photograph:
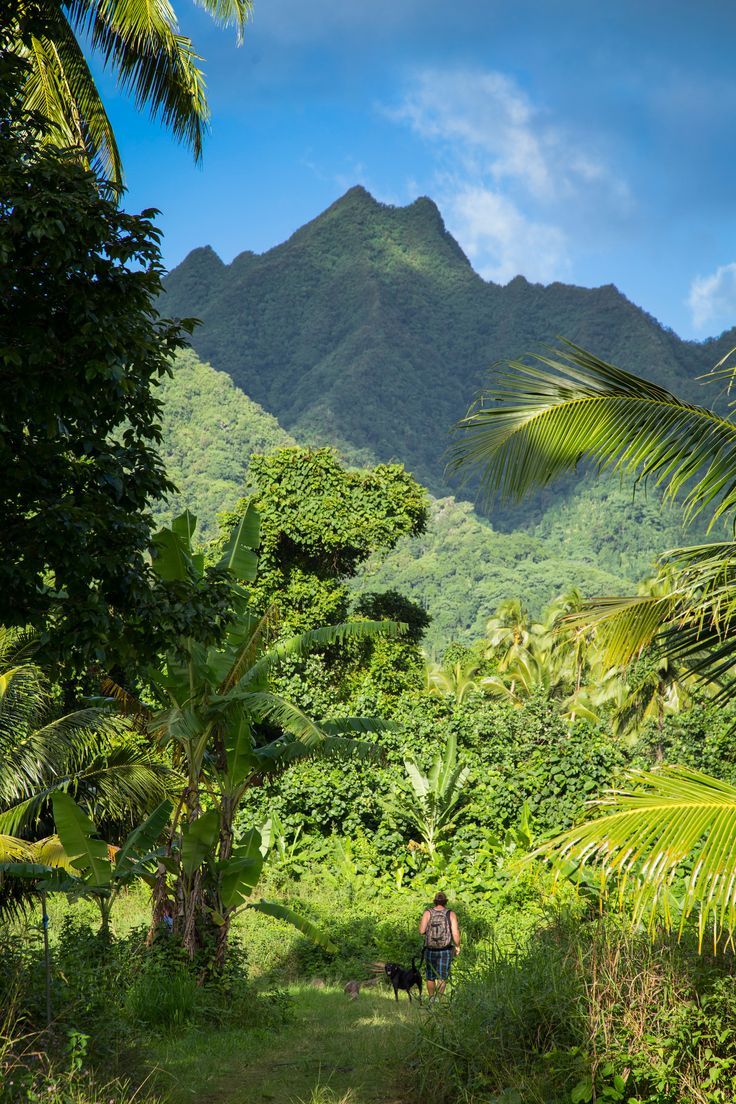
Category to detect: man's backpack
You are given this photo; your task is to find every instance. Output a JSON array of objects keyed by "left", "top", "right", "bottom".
[{"left": 425, "top": 907, "right": 453, "bottom": 950}]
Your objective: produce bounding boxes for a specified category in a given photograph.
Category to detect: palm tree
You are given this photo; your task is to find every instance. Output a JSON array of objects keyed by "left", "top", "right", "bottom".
[
  {"left": 453, "top": 340, "right": 736, "bottom": 942},
  {"left": 15, "top": 0, "right": 250, "bottom": 186},
  {"left": 425, "top": 658, "right": 483, "bottom": 703},
  {"left": 485, "top": 598, "right": 533, "bottom": 653},
  {"left": 0, "top": 627, "right": 176, "bottom": 843},
  {"left": 0, "top": 626, "right": 177, "bottom": 918},
  {"left": 481, "top": 638, "right": 570, "bottom": 708}
]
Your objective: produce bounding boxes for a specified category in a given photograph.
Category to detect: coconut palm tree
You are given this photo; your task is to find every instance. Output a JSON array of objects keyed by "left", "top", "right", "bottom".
[
  {"left": 0, "top": 627, "right": 176, "bottom": 844},
  {"left": 425, "top": 658, "right": 483, "bottom": 703},
  {"left": 484, "top": 598, "right": 533, "bottom": 654},
  {"left": 0, "top": 626, "right": 177, "bottom": 919},
  {"left": 453, "top": 340, "right": 736, "bottom": 942},
  {"left": 15, "top": 0, "right": 250, "bottom": 186}
]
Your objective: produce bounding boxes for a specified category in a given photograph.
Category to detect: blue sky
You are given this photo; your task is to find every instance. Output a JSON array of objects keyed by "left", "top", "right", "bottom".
[{"left": 107, "top": 0, "right": 736, "bottom": 339}]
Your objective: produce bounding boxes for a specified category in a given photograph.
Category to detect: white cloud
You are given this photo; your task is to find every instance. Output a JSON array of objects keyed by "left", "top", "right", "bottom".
[
  {"left": 688, "top": 263, "right": 736, "bottom": 331},
  {"left": 447, "top": 185, "right": 569, "bottom": 284},
  {"left": 386, "top": 67, "right": 630, "bottom": 285},
  {"left": 389, "top": 69, "right": 558, "bottom": 201}
]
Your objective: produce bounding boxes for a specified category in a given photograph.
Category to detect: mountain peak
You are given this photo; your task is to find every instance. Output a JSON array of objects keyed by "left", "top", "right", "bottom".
[{"left": 328, "top": 185, "right": 379, "bottom": 212}]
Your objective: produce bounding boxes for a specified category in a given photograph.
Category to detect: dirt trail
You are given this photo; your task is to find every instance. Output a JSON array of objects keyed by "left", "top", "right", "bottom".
[{"left": 155, "top": 985, "right": 418, "bottom": 1104}]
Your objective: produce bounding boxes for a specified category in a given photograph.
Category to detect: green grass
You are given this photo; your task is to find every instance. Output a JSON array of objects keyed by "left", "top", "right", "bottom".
[{"left": 149, "top": 985, "right": 417, "bottom": 1104}]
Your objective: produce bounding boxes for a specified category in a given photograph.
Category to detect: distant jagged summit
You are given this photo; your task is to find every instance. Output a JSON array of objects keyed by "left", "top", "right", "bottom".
[{"left": 163, "top": 186, "right": 736, "bottom": 500}]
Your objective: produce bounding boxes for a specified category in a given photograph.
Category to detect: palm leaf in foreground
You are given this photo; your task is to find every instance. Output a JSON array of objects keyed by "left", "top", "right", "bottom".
[
  {"left": 538, "top": 766, "right": 736, "bottom": 949},
  {"left": 452, "top": 341, "right": 736, "bottom": 523},
  {"left": 453, "top": 342, "right": 736, "bottom": 695}
]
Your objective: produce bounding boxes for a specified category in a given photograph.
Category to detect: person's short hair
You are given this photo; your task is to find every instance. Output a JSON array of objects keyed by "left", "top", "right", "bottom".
[{"left": 434, "top": 891, "right": 448, "bottom": 905}]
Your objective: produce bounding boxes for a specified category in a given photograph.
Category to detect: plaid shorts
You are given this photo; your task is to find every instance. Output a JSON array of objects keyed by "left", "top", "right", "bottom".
[{"left": 424, "top": 947, "right": 453, "bottom": 981}]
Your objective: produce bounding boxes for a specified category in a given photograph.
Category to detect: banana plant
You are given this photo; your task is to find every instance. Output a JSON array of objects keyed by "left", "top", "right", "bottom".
[
  {"left": 122, "top": 506, "right": 403, "bottom": 965},
  {"left": 0, "top": 791, "right": 172, "bottom": 934},
  {"left": 384, "top": 732, "right": 470, "bottom": 856}
]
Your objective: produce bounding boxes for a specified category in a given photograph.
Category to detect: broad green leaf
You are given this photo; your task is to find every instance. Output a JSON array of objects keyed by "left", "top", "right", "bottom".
[
  {"left": 238, "top": 827, "right": 262, "bottom": 856},
  {"left": 115, "top": 800, "right": 172, "bottom": 878},
  {"left": 218, "top": 502, "right": 260, "bottom": 581},
  {"left": 151, "top": 527, "right": 191, "bottom": 582},
  {"left": 52, "top": 792, "right": 111, "bottom": 887},
  {"left": 219, "top": 835, "right": 263, "bottom": 910},
  {"left": 252, "top": 736, "right": 377, "bottom": 776},
  {"left": 248, "top": 899, "right": 337, "bottom": 951},
  {"left": 404, "top": 759, "right": 430, "bottom": 800},
  {"left": 180, "top": 808, "right": 220, "bottom": 876},
  {"left": 224, "top": 716, "right": 256, "bottom": 787},
  {"left": 320, "top": 717, "right": 397, "bottom": 736},
  {"left": 171, "top": 511, "right": 198, "bottom": 549}
]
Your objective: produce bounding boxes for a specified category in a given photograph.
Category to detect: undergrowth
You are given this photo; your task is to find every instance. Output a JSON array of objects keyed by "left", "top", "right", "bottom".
[{"left": 413, "top": 912, "right": 736, "bottom": 1104}]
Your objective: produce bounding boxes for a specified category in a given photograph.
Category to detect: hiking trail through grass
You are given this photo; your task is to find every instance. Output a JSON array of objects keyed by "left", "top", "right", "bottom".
[{"left": 151, "top": 985, "right": 418, "bottom": 1104}]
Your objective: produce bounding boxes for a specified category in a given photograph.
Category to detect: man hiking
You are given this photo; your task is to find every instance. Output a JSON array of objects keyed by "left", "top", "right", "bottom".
[{"left": 419, "top": 891, "right": 460, "bottom": 999}]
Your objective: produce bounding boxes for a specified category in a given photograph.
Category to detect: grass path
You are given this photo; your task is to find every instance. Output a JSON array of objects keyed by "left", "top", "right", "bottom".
[{"left": 151, "top": 985, "right": 419, "bottom": 1104}]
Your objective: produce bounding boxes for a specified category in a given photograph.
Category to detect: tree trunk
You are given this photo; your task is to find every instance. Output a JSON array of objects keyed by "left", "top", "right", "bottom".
[
  {"left": 182, "top": 868, "right": 203, "bottom": 959},
  {"left": 177, "top": 781, "right": 207, "bottom": 960},
  {"left": 210, "top": 793, "right": 236, "bottom": 969},
  {"left": 213, "top": 912, "right": 232, "bottom": 970}
]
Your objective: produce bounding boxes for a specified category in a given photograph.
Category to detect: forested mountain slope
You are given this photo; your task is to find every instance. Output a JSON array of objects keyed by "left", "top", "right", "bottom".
[
  {"left": 156, "top": 349, "right": 295, "bottom": 538},
  {"left": 162, "top": 185, "right": 736, "bottom": 510},
  {"left": 158, "top": 350, "right": 716, "bottom": 650}
]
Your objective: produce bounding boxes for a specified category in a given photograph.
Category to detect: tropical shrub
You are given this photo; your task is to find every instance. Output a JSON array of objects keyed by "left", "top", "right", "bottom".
[{"left": 414, "top": 913, "right": 736, "bottom": 1104}]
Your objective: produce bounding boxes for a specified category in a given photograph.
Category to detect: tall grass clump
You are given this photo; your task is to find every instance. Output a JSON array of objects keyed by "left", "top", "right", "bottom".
[{"left": 413, "top": 912, "right": 736, "bottom": 1104}]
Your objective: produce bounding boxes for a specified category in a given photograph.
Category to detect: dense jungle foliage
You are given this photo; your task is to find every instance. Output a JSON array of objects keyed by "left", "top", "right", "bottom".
[
  {"left": 158, "top": 349, "right": 720, "bottom": 650},
  {"left": 7, "top": 14, "right": 736, "bottom": 1103}
]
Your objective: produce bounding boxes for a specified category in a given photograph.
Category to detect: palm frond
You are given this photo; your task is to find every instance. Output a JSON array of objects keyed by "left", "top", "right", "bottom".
[
  {"left": 22, "top": 10, "right": 121, "bottom": 182},
  {"left": 192, "top": 0, "right": 252, "bottom": 41},
  {"left": 0, "top": 835, "right": 33, "bottom": 863},
  {"left": 562, "top": 593, "right": 677, "bottom": 668},
  {"left": 67, "top": 0, "right": 209, "bottom": 163},
  {"left": 100, "top": 677, "right": 151, "bottom": 724},
  {"left": 562, "top": 542, "right": 736, "bottom": 697},
  {"left": 453, "top": 341, "right": 735, "bottom": 526},
  {"left": 0, "top": 738, "right": 178, "bottom": 836},
  {"left": 537, "top": 766, "right": 736, "bottom": 949},
  {"left": 237, "top": 620, "right": 405, "bottom": 689}
]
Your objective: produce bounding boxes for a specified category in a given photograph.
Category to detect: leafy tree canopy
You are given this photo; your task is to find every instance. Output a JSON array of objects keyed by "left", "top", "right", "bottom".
[
  {"left": 0, "top": 51, "right": 229, "bottom": 676},
  {"left": 220, "top": 447, "right": 429, "bottom": 633}
]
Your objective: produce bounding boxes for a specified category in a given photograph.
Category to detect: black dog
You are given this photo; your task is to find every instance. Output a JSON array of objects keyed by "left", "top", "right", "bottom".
[{"left": 384, "top": 958, "right": 423, "bottom": 1002}]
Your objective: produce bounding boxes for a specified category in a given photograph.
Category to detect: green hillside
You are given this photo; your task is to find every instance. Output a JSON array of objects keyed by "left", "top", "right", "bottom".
[
  {"left": 157, "top": 350, "right": 719, "bottom": 652},
  {"left": 162, "top": 185, "right": 736, "bottom": 510},
  {"left": 351, "top": 495, "right": 628, "bottom": 651},
  {"left": 156, "top": 349, "right": 295, "bottom": 539}
]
